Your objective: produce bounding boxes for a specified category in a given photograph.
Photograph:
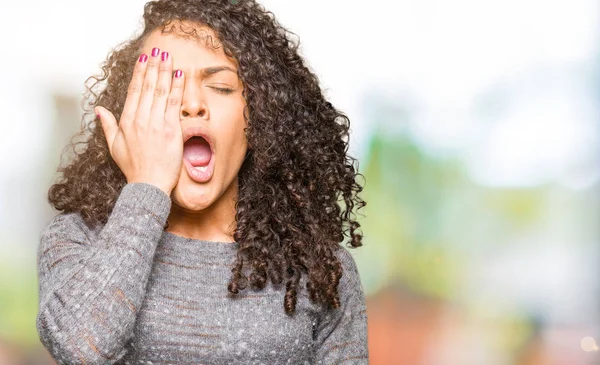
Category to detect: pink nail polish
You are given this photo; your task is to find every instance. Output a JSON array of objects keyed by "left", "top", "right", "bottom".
[
  {"left": 175, "top": 69, "right": 182, "bottom": 78},
  {"left": 151, "top": 48, "right": 160, "bottom": 57},
  {"left": 139, "top": 54, "right": 148, "bottom": 62},
  {"left": 161, "top": 51, "right": 169, "bottom": 61}
]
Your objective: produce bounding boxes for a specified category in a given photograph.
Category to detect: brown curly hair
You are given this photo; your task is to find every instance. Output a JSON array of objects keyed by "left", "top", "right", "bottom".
[{"left": 48, "top": 0, "right": 366, "bottom": 315}]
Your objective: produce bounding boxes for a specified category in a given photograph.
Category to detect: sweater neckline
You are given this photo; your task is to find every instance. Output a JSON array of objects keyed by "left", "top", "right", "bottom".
[{"left": 161, "top": 230, "right": 239, "bottom": 253}]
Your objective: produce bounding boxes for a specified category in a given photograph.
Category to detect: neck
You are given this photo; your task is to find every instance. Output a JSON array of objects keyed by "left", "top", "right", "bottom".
[{"left": 166, "top": 181, "right": 238, "bottom": 243}]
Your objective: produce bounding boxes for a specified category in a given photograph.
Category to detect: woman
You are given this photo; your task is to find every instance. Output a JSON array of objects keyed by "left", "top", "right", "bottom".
[{"left": 36, "top": 0, "right": 368, "bottom": 363}]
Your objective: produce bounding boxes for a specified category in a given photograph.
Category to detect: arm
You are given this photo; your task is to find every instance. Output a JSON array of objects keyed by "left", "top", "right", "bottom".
[
  {"left": 313, "top": 247, "right": 370, "bottom": 364},
  {"left": 36, "top": 182, "right": 170, "bottom": 364}
]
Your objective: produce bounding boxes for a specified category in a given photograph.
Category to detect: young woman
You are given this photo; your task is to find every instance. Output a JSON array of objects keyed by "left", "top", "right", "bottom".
[{"left": 36, "top": 0, "right": 368, "bottom": 363}]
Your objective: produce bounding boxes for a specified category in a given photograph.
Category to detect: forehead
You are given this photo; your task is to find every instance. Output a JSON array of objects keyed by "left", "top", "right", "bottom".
[{"left": 141, "top": 21, "right": 237, "bottom": 69}]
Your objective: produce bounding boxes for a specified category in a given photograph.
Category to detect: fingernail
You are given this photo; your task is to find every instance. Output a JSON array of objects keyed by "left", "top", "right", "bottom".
[
  {"left": 139, "top": 54, "right": 148, "bottom": 62},
  {"left": 175, "top": 69, "right": 182, "bottom": 78},
  {"left": 161, "top": 51, "right": 169, "bottom": 61},
  {"left": 151, "top": 47, "right": 160, "bottom": 57}
]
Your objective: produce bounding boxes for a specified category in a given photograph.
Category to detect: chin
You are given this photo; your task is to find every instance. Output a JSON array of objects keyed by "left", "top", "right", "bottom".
[{"left": 171, "top": 176, "right": 217, "bottom": 212}]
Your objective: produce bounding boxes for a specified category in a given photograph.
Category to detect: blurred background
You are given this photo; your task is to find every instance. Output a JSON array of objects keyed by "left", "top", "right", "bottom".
[{"left": 0, "top": 0, "right": 598, "bottom": 364}]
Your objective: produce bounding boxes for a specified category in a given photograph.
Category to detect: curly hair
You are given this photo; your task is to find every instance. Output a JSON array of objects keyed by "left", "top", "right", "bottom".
[{"left": 48, "top": 0, "right": 366, "bottom": 315}]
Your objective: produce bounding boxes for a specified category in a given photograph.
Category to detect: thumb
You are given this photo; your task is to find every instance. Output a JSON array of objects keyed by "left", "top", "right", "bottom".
[{"left": 95, "top": 106, "right": 118, "bottom": 149}]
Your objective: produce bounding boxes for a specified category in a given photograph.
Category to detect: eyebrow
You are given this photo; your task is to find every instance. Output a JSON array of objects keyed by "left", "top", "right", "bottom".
[{"left": 182, "top": 65, "right": 238, "bottom": 78}]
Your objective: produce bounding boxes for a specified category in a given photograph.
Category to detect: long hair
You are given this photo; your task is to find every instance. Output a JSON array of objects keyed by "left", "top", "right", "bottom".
[{"left": 48, "top": 0, "right": 366, "bottom": 315}]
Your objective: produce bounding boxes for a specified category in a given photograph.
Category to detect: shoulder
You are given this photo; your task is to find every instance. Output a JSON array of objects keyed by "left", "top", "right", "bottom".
[
  {"left": 39, "top": 211, "right": 98, "bottom": 244},
  {"left": 332, "top": 245, "right": 359, "bottom": 271},
  {"left": 331, "top": 245, "right": 364, "bottom": 295}
]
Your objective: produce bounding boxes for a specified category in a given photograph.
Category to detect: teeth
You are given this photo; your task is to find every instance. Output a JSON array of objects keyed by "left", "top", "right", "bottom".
[{"left": 194, "top": 166, "right": 208, "bottom": 172}]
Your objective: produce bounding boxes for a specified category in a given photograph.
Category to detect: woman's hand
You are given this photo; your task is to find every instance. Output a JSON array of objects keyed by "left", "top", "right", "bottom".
[{"left": 96, "top": 47, "right": 185, "bottom": 196}]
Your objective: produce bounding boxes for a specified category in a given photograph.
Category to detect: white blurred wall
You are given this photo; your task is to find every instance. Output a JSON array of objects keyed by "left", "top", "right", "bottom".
[{"left": 0, "top": 1, "right": 598, "bottom": 362}]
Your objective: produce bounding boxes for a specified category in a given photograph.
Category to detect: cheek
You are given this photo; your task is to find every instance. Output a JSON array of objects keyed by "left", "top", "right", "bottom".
[
  {"left": 214, "top": 124, "right": 247, "bottom": 167},
  {"left": 214, "top": 100, "right": 247, "bottom": 156},
  {"left": 224, "top": 105, "right": 248, "bottom": 146}
]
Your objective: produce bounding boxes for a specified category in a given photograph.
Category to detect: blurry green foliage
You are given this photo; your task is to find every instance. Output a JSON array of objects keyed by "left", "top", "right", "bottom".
[
  {"left": 356, "top": 125, "right": 547, "bottom": 300},
  {"left": 0, "top": 256, "right": 39, "bottom": 347}
]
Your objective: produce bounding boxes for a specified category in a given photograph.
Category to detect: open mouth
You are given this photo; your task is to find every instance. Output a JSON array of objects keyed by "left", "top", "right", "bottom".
[
  {"left": 182, "top": 129, "right": 216, "bottom": 183},
  {"left": 183, "top": 136, "right": 212, "bottom": 169}
]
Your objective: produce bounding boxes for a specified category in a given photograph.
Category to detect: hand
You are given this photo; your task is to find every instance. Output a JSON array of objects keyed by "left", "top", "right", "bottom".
[{"left": 96, "top": 48, "right": 185, "bottom": 196}]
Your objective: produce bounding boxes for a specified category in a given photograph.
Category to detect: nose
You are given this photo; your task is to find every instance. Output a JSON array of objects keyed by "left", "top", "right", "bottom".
[{"left": 180, "top": 79, "right": 207, "bottom": 119}]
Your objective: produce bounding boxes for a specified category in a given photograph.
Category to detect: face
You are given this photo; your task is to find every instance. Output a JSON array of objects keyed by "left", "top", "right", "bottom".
[{"left": 141, "top": 23, "right": 248, "bottom": 212}]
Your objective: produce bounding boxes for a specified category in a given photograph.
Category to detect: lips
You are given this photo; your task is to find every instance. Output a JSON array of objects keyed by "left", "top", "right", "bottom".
[{"left": 182, "top": 126, "right": 216, "bottom": 183}]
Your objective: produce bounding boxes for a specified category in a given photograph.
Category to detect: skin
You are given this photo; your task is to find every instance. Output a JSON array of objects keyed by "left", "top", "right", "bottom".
[
  {"left": 149, "top": 27, "right": 247, "bottom": 243},
  {"left": 55, "top": 7, "right": 366, "bottom": 316},
  {"left": 99, "top": 23, "right": 248, "bottom": 243}
]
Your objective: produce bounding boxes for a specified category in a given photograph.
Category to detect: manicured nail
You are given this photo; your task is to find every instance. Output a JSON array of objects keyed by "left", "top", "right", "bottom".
[
  {"left": 175, "top": 69, "right": 182, "bottom": 78},
  {"left": 139, "top": 54, "right": 148, "bottom": 62},
  {"left": 151, "top": 47, "right": 160, "bottom": 57},
  {"left": 161, "top": 51, "right": 169, "bottom": 61}
]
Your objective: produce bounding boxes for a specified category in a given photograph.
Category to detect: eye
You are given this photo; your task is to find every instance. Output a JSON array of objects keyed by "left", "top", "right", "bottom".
[{"left": 211, "top": 87, "right": 234, "bottom": 95}]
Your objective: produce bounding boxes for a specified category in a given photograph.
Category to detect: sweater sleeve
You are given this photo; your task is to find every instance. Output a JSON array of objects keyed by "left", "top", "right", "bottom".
[
  {"left": 312, "top": 246, "right": 370, "bottom": 364},
  {"left": 36, "top": 182, "right": 171, "bottom": 365}
]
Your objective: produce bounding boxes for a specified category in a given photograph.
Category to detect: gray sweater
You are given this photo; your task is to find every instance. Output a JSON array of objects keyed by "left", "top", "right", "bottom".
[{"left": 36, "top": 182, "right": 369, "bottom": 364}]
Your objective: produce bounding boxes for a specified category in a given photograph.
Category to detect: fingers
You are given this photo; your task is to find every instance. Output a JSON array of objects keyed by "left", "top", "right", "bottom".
[
  {"left": 150, "top": 50, "right": 178, "bottom": 126},
  {"left": 136, "top": 47, "right": 169, "bottom": 127},
  {"left": 164, "top": 69, "right": 185, "bottom": 127},
  {"left": 120, "top": 53, "right": 150, "bottom": 128},
  {"left": 95, "top": 106, "right": 118, "bottom": 153}
]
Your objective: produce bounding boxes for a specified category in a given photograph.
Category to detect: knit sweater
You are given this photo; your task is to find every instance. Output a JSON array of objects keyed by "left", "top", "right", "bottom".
[{"left": 36, "top": 182, "right": 369, "bottom": 364}]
